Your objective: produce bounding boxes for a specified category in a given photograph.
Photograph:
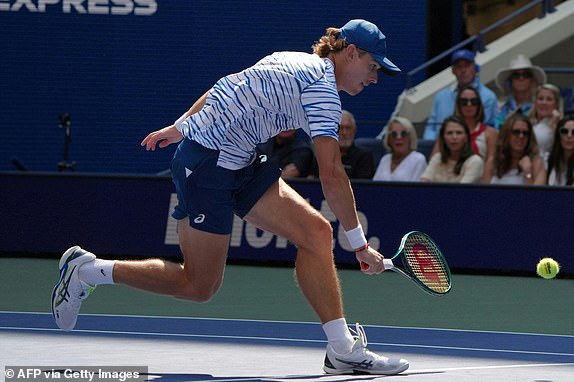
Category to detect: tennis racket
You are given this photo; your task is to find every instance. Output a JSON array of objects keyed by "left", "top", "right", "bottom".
[{"left": 361, "top": 231, "right": 451, "bottom": 296}]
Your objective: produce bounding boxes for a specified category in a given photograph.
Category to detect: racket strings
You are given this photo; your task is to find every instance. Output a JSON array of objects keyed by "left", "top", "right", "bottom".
[{"left": 403, "top": 235, "right": 451, "bottom": 293}]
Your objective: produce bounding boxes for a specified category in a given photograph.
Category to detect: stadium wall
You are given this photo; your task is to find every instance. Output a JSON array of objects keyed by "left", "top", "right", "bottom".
[
  {"left": 0, "top": 1, "right": 426, "bottom": 174},
  {"left": 2, "top": 172, "right": 572, "bottom": 278}
]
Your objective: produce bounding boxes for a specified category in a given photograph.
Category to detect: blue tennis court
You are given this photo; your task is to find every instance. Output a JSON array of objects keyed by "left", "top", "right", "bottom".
[{"left": 2, "top": 312, "right": 573, "bottom": 381}]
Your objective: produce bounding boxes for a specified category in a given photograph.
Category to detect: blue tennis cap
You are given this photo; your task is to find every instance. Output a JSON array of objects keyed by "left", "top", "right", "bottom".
[
  {"left": 340, "top": 19, "right": 401, "bottom": 76},
  {"left": 451, "top": 49, "right": 475, "bottom": 64}
]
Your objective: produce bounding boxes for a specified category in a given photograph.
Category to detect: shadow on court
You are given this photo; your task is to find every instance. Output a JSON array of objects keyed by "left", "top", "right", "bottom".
[{"left": 141, "top": 372, "right": 417, "bottom": 381}]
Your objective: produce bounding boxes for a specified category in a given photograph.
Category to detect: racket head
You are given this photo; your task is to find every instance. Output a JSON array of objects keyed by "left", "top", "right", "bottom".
[{"left": 395, "top": 231, "right": 452, "bottom": 295}]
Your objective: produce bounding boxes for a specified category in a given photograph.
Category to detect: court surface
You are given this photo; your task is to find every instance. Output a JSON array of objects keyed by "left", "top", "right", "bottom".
[
  {"left": 1, "top": 259, "right": 573, "bottom": 381},
  {"left": 2, "top": 312, "right": 574, "bottom": 381}
]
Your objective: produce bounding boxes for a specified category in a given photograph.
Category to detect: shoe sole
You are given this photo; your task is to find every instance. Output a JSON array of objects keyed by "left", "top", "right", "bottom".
[
  {"left": 323, "top": 361, "right": 409, "bottom": 375},
  {"left": 51, "top": 246, "right": 94, "bottom": 331}
]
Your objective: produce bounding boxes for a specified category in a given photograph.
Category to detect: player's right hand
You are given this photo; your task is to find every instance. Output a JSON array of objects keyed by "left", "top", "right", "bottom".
[
  {"left": 141, "top": 125, "right": 183, "bottom": 151},
  {"left": 355, "top": 246, "right": 385, "bottom": 275}
]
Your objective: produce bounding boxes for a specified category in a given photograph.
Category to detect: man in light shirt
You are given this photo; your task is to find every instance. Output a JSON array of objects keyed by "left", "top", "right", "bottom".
[{"left": 423, "top": 49, "right": 497, "bottom": 140}]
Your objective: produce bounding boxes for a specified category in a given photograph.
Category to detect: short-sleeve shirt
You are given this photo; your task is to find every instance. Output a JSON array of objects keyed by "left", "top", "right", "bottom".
[{"left": 178, "top": 52, "right": 341, "bottom": 170}]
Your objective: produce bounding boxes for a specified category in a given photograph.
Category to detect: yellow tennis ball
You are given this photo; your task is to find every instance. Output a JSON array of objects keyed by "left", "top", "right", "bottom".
[{"left": 536, "top": 258, "right": 560, "bottom": 279}]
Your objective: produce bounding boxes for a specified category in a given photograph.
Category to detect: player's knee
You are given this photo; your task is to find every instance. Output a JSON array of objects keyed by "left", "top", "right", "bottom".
[
  {"left": 299, "top": 213, "right": 332, "bottom": 251},
  {"left": 190, "top": 288, "right": 218, "bottom": 303},
  {"left": 176, "top": 279, "right": 222, "bottom": 303}
]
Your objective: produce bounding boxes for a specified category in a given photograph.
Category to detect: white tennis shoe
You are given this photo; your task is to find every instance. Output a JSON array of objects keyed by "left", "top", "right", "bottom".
[
  {"left": 51, "top": 246, "right": 96, "bottom": 331},
  {"left": 323, "top": 323, "right": 409, "bottom": 375}
]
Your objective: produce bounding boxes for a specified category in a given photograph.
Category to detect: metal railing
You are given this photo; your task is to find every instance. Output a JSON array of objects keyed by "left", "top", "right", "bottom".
[{"left": 405, "top": 0, "right": 557, "bottom": 90}]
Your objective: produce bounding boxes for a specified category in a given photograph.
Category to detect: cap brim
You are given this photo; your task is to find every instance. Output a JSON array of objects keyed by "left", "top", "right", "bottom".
[{"left": 371, "top": 54, "right": 401, "bottom": 76}]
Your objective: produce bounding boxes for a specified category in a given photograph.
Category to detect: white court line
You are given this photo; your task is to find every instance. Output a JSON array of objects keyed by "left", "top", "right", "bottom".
[
  {"left": 2, "top": 326, "right": 574, "bottom": 358},
  {"left": 408, "top": 362, "right": 574, "bottom": 374},
  {"left": 3, "top": 311, "right": 573, "bottom": 339},
  {"left": 143, "top": 363, "right": 574, "bottom": 382},
  {"left": 367, "top": 341, "right": 574, "bottom": 358}
]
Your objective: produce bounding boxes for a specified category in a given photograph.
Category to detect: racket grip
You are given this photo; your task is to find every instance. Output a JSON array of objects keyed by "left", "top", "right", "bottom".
[{"left": 360, "top": 259, "right": 394, "bottom": 271}]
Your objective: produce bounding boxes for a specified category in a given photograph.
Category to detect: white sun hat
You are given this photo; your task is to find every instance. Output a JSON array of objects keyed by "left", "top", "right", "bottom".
[{"left": 495, "top": 54, "right": 546, "bottom": 91}]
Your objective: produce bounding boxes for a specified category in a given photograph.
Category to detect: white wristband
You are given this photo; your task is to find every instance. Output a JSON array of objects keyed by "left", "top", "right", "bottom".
[
  {"left": 174, "top": 112, "right": 187, "bottom": 132},
  {"left": 344, "top": 224, "right": 368, "bottom": 251}
]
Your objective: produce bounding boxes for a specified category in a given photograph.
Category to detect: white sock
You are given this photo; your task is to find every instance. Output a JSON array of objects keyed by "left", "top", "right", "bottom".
[
  {"left": 78, "top": 258, "right": 115, "bottom": 286},
  {"left": 323, "top": 318, "right": 355, "bottom": 354}
]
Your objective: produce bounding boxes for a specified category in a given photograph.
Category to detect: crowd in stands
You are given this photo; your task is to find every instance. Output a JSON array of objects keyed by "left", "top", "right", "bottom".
[{"left": 256, "top": 50, "right": 573, "bottom": 187}]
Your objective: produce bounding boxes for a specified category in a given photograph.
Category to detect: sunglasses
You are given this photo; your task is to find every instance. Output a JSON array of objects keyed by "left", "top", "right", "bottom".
[
  {"left": 390, "top": 131, "right": 408, "bottom": 139},
  {"left": 511, "top": 129, "right": 530, "bottom": 137},
  {"left": 510, "top": 71, "right": 533, "bottom": 80},
  {"left": 559, "top": 127, "right": 574, "bottom": 137},
  {"left": 458, "top": 97, "right": 480, "bottom": 106}
]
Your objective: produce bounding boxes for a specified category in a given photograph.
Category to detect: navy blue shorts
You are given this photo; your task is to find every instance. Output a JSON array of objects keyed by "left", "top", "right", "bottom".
[{"left": 171, "top": 139, "right": 281, "bottom": 234}]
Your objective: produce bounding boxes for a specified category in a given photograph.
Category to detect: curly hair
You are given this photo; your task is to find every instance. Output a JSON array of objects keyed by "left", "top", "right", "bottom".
[{"left": 312, "top": 27, "right": 347, "bottom": 57}]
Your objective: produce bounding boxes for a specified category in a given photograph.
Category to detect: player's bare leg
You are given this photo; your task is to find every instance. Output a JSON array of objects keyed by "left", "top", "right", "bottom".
[
  {"left": 245, "top": 179, "right": 409, "bottom": 375},
  {"left": 244, "top": 179, "right": 343, "bottom": 323},
  {"left": 112, "top": 220, "right": 230, "bottom": 302}
]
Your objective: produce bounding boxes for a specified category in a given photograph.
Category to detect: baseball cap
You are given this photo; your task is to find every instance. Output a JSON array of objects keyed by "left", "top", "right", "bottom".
[
  {"left": 451, "top": 49, "right": 475, "bottom": 64},
  {"left": 339, "top": 19, "right": 401, "bottom": 76}
]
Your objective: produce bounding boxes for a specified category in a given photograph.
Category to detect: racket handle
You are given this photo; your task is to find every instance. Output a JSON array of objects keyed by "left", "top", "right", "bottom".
[{"left": 360, "top": 259, "right": 394, "bottom": 271}]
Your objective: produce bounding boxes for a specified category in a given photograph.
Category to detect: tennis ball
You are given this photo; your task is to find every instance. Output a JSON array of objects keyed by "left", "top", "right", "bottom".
[{"left": 536, "top": 258, "right": 560, "bottom": 279}]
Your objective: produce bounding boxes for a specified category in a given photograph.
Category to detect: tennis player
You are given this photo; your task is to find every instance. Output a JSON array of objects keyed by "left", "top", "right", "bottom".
[{"left": 52, "top": 19, "right": 409, "bottom": 375}]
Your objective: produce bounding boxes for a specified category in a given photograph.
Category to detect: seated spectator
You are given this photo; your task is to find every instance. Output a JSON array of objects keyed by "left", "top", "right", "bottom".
[
  {"left": 309, "top": 110, "right": 375, "bottom": 179},
  {"left": 256, "top": 129, "right": 313, "bottom": 178},
  {"left": 483, "top": 114, "right": 546, "bottom": 185},
  {"left": 494, "top": 54, "right": 546, "bottom": 129},
  {"left": 373, "top": 117, "right": 427, "bottom": 181},
  {"left": 423, "top": 49, "right": 497, "bottom": 140},
  {"left": 430, "top": 85, "right": 497, "bottom": 182},
  {"left": 421, "top": 116, "right": 484, "bottom": 183},
  {"left": 547, "top": 115, "right": 574, "bottom": 186},
  {"left": 528, "top": 83, "right": 563, "bottom": 164}
]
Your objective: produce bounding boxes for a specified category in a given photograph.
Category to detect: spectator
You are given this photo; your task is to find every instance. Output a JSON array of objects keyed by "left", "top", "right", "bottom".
[
  {"left": 309, "top": 110, "right": 375, "bottom": 179},
  {"left": 257, "top": 129, "right": 313, "bottom": 178},
  {"left": 423, "top": 49, "right": 497, "bottom": 140},
  {"left": 547, "top": 115, "right": 574, "bottom": 186},
  {"left": 493, "top": 54, "right": 546, "bottom": 129},
  {"left": 528, "top": 83, "right": 563, "bottom": 164},
  {"left": 429, "top": 85, "right": 497, "bottom": 181},
  {"left": 483, "top": 114, "right": 546, "bottom": 185},
  {"left": 421, "top": 116, "right": 484, "bottom": 183},
  {"left": 373, "top": 116, "right": 426, "bottom": 181}
]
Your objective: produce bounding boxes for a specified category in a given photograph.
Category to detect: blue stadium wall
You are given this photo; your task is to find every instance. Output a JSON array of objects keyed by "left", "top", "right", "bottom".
[
  {"left": 2, "top": 172, "right": 573, "bottom": 278},
  {"left": 0, "top": 1, "right": 427, "bottom": 174}
]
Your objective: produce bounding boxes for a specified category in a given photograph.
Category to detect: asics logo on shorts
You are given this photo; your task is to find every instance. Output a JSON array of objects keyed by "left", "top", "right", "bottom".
[{"left": 194, "top": 214, "right": 206, "bottom": 224}]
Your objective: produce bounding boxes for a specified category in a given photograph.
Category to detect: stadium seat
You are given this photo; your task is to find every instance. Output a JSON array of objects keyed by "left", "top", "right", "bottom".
[{"left": 354, "top": 137, "right": 386, "bottom": 165}]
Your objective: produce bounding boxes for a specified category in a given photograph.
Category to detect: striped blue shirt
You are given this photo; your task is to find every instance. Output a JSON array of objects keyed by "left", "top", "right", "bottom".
[{"left": 178, "top": 51, "right": 341, "bottom": 170}]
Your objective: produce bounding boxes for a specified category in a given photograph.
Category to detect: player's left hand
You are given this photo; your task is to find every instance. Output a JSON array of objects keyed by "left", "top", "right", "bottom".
[
  {"left": 355, "top": 246, "right": 385, "bottom": 275},
  {"left": 141, "top": 125, "right": 183, "bottom": 151}
]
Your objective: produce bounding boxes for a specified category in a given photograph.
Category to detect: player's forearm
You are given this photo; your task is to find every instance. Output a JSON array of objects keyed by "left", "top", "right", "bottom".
[{"left": 320, "top": 171, "right": 360, "bottom": 232}]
